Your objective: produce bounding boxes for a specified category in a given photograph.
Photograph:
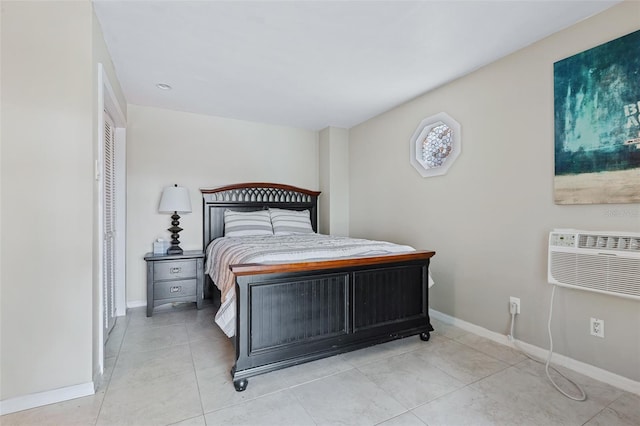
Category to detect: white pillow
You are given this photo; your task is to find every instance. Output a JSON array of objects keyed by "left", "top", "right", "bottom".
[
  {"left": 224, "top": 210, "right": 273, "bottom": 237},
  {"left": 269, "top": 208, "right": 314, "bottom": 235}
]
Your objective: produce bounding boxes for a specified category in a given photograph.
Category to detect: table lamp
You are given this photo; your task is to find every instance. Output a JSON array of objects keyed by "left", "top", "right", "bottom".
[{"left": 158, "top": 184, "right": 192, "bottom": 255}]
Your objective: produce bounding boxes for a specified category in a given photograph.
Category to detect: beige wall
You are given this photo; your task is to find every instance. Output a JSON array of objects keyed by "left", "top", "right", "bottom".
[
  {"left": 349, "top": 2, "right": 640, "bottom": 381},
  {"left": 126, "top": 105, "right": 319, "bottom": 304},
  {"left": 1, "top": 1, "right": 94, "bottom": 400},
  {"left": 318, "top": 127, "right": 349, "bottom": 236},
  {"left": 0, "top": 0, "right": 126, "bottom": 404}
]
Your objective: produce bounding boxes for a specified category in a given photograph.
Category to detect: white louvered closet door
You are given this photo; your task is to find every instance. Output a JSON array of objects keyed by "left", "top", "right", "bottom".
[{"left": 103, "top": 112, "right": 117, "bottom": 340}]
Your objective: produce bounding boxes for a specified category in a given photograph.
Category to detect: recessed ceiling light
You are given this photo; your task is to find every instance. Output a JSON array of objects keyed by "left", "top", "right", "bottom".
[{"left": 156, "top": 83, "right": 172, "bottom": 90}]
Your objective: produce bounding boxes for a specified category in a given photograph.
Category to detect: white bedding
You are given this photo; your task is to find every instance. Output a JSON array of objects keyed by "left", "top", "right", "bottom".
[{"left": 205, "top": 234, "right": 433, "bottom": 337}]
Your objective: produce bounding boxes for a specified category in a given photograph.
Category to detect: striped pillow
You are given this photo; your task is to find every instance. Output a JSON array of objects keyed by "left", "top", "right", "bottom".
[
  {"left": 269, "top": 208, "right": 314, "bottom": 235},
  {"left": 224, "top": 210, "right": 273, "bottom": 237}
]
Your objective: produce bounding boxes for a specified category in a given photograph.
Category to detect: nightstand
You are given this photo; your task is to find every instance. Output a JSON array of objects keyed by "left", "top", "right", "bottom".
[{"left": 144, "top": 250, "right": 205, "bottom": 317}]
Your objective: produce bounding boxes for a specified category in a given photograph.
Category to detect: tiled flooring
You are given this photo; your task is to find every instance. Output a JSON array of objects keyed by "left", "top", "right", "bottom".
[{"left": 2, "top": 302, "right": 639, "bottom": 426}]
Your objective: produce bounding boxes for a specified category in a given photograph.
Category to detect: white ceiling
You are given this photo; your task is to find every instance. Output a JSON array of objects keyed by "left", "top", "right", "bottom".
[{"left": 93, "top": 0, "right": 620, "bottom": 130}]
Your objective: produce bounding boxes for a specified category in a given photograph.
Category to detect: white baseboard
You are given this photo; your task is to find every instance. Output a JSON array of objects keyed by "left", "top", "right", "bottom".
[
  {"left": 126, "top": 299, "right": 146, "bottom": 309},
  {"left": 429, "top": 309, "right": 640, "bottom": 396},
  {"left": 0, "top": 382, "right": 95, "bottom": 415}
]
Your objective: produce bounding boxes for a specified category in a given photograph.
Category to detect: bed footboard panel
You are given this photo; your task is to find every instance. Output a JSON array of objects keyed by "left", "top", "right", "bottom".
[
  {"left": 249, "top": 272, "right": 349, "bottom": 352},
  {"left": 353, "top": 264, "right": 427, "bottom": 332}
]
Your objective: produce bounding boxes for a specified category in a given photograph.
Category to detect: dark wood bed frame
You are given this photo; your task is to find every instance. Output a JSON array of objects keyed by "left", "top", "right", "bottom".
[{"left": 201, "top": 183, "right": 435, "bottom": 391}]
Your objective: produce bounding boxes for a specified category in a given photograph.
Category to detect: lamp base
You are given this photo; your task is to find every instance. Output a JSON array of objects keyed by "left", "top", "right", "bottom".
[
  {"left": 167, "top": 212, "right": 184, "bottom": 255},
  {"left": 166, "top": 246, "right": 184, "bottom": 255}
]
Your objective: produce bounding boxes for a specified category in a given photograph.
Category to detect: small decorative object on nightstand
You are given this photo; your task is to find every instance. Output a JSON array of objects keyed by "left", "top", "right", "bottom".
[
  {"left": 144, "top": 251, "right": 204, "bottom": 317},
  {"left": 158, "top": 184, "right": 192, "bottom": 255}
]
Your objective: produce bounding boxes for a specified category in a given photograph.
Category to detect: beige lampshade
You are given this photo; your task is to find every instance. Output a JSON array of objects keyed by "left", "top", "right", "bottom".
[{"left": 158, "top": 185, "right": 192, "bottom": 213}]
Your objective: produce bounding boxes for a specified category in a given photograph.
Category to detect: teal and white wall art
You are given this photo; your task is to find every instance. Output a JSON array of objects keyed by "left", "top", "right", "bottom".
[{"left": 554, "top": 29, "right": 640, "bottom": 204}]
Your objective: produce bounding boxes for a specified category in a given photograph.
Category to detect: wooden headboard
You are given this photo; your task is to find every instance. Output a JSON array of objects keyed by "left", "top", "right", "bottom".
[{"left": 200, "top": 183, "right": 321, "bottom": 250}]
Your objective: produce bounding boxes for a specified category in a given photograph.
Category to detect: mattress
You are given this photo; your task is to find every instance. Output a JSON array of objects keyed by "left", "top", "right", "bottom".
[{"left": 205, "top": 234, "right": 433, "bottom": 337}]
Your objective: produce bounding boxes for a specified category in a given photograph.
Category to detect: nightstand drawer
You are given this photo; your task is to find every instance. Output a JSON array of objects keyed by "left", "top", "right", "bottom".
[
  {"left": 154, "top": 260, "right": 196, "bottom": 281},
  {"left": 154, "top": 279, "right": 197, "bottom": 300}
]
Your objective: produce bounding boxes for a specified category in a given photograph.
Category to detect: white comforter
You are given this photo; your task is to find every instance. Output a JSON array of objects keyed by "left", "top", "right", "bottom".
[{"left": 205, "top": 234, "right": 427, "bottom": 337}]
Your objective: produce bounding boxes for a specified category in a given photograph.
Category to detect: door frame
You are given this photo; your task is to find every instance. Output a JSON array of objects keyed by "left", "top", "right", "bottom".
[{"left": 96, "top": 63, "right": 127, "bottom": 375}]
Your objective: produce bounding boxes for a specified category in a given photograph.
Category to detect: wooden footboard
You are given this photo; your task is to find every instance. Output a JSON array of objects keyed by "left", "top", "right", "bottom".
[{"left": 228, "top": 250, "right": 435, "bottom": 391}]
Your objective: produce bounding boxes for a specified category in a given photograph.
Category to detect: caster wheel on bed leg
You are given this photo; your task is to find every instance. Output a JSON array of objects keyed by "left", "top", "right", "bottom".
[
  {"left": 233, "top": 379, "right": 248, "bottom": 392},
  {"left": 419, "top": 332, "right": 431, "bottom": 341}
]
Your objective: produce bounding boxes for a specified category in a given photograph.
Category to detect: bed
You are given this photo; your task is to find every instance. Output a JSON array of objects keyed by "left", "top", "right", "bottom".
[{"left": 201, "top": 183, "right": 435, "bottom": 391}]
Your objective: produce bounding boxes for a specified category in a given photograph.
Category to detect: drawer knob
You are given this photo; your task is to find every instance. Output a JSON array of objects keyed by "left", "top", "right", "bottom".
[
  {"left": 170, "top": 286, "right": 182, "bottom": 293},
  {"left": 170, "top": 267, "right": 182, "bottom": 274}
]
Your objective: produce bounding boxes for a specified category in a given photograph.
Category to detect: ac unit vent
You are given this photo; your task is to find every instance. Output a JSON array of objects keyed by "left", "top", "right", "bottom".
[
  {"left": 548, "top": 230, "right": 640, "bottom": 300},
  {"left": 577, "top": 234, "right": 640, "bottom": 251}
]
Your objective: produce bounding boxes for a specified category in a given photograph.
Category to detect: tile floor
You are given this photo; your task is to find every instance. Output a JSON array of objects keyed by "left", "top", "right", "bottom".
[{"left": 2, "top": 302, "right": 639, "bottom": 426}]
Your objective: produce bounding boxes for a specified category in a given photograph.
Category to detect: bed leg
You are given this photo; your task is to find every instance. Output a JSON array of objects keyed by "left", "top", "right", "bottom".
[
  {"left": 419, "top": 331, "right": 431, "bottom": 341},
  {"left": 230, "top": 366, "right": 248, "bottom": 392},
  {"left": 233, "top": 378, "right": 248, "bottom": 392}
]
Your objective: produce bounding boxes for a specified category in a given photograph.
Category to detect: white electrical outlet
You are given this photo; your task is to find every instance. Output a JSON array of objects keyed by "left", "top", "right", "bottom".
[
  {"left": 509, "top": 297, "right": 520, "bottom": 314},
  {"left": 590, "top": 318, "right": 604, "bottom": 338}
]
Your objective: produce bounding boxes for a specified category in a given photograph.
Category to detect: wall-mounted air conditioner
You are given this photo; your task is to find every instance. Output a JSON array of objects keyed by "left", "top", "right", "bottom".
[{"left": 548, "top": 229, "right": 640, "bottom": 300}]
